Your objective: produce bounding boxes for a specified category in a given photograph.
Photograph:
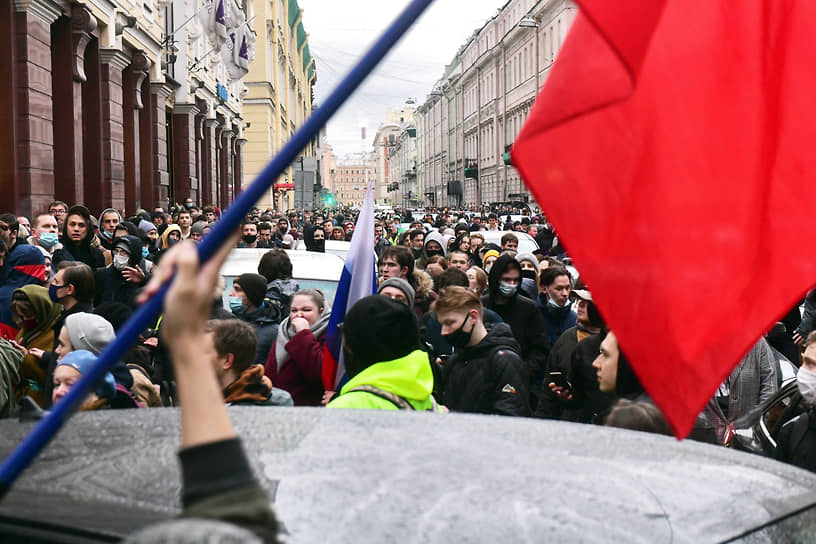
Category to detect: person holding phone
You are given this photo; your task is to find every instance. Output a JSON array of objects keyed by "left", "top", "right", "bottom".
[{"left": 93, "top": 235, "right": 151, "bottom": 310}]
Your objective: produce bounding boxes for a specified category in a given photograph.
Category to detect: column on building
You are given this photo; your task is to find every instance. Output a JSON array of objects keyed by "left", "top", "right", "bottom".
[
  {"left": 233, "top": 136, "right": 247, "bottom": 201},
  {"left": 7, "top": 0, "right": 64, "bottom": 217},
  {"left": 193, "top": 99, "right": 207, "bottom": 205},
  {"left": 122, "top": 51, "right": 151, "bottom": 213},
  {"left": 172, "top": 103, "right": 200, "bottom": 205},
  {"left": 98, "top": 48, "right": 130, "bottom": 211},
  {"left": 50, "top": 4, "right": 95, "bottom": 208},
  {"left": 203, "top": 117, "right": 219, "bottom": 206},
  {"left": 219, "top": 126, "right": 235, "bottom": 207},
  {"left": 150, "top": 82, "right": 173, "bottom": 209}
]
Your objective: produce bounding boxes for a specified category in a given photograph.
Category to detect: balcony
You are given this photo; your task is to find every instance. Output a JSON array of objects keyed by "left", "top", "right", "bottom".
[{"left": 464, "top": 158, "right": 478, "bottom": 179}]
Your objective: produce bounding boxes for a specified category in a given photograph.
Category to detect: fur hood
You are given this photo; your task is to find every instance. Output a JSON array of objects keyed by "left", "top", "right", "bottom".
[{"left": 410, "top": 268, "right": 434, "bottom": 300}]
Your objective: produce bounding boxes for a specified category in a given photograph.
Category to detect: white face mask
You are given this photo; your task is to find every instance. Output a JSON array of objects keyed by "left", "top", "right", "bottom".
[
  {"left": 113, "top": 255, "right": 129, "bottom": 271},
  {"left": 798, "top": 367, "right": 816, "bottom": 406}
]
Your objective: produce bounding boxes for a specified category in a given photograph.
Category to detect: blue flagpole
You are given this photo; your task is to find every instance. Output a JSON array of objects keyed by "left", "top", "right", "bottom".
[{"left": 0, "top": 0, "right": 436, "bottom": 499}]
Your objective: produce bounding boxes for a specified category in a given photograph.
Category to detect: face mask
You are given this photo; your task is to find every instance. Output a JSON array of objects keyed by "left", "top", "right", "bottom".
[
  {"left": 426, "top": 250, "right": 444, "bottom": 258},
  {"left": 312, "top": 239, "right": 325, "bottom": 251},
  {"left": 442, "top": 315, "right": 474, "bottom": 349},
  {"left": 113, "top": 255, "right": 129, "bottom": 271},
  {"left": 242, "top": 234, "right": 257, "bottom": 245},
  {"left": 521, "top": 269, "right": 537, "bottom": 281},
  {"left": 548, "top": 297, "right": 568, "bottom": 309},
  {"left": 48, "top": 284, "right": 66, "bottom": 302},
  {"left": 228, "top": 296, "right": 245, "bottom": 314},
  {"left": 485, "top": 264, "right": 493, "bottom": 274},
  {"left": 142, "top": 247, "right": 150, "bottom": 259},
  {"left": 168, "top": 237, "right": 179, "bottom": 247},
  {"left": 39, "top": 232, "right": 59, "bottom": 248},
  {"left": 798, "top": 367, "right": 816, "bottom": 406},
  {"left": 22, "top": 318, "right": 38, "bottom": 330},
  {"left": 101, "top": 230, "right": 114, "bottom": 240},
  {"left": 498, "top": 281, "right": 518, "bottom": 298}
]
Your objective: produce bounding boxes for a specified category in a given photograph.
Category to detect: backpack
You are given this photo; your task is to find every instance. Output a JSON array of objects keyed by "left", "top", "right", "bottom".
[{"left": 347, "top": 384, "right": 439, "bottom": 412}]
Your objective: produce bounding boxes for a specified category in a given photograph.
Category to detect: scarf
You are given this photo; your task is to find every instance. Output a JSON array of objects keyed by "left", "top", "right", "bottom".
[
  {"left": 13, "top": 285, "right": 63, "bottom": 345},
  {"left": 275, "top": 308, "right": 332, "bottom": 372},
  {"left": 223, "top": 365, "right": 273, "bottom": 404}
]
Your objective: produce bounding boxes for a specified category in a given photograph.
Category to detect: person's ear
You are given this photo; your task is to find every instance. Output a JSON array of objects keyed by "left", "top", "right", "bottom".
[{"left": 223, "top": 353, "right": 234, "bottom": 371}]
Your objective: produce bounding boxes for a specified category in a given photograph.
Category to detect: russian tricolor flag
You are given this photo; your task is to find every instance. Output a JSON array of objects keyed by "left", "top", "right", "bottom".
[{"left": 321, "top": 183, "right": 378, "bottom": 390}]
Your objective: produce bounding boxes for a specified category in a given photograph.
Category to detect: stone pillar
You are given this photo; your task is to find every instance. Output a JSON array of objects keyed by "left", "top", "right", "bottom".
[
  {"left": 233, "top": 137, "right": 247, "bottom": 201},
  {"left": 51, "top": 4, "right": 95, "bottom": 207},
  {"left": 123, "top": 51, "right": 151, "bottom": 213},
  {"left": 150, "top": 82, "right": 173, "bottom": 209},
  {"left": 194, "top": 112, "right": 204, "bottom": 204},
  {"left": 98, "top": 48, "right": 130, "bottom": 211},
  {"left": 81, "top": 38, "right": 103, "bottom": 213},
  {"left": 219, "top": 129, "right": 234, "bottom": 208},
  {"left": 138, "top": 76, "right": 153, "bottom": 208},
  {"left": 12, "top": 0, "right": 63, "bottom": 216},
  {"left": 172, "top": 104, "right": 200, "bottom": 205},
  {"left": 203, "top": 118, "right": 219, "bottom": 206}
]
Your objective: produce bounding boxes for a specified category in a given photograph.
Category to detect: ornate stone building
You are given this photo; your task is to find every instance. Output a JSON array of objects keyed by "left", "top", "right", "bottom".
[
  {"left": 416, "top": 0, "right": 577, "bottom": 208},
  {"left": 2, "top": 0, "right": 253, "bottom": 217}
]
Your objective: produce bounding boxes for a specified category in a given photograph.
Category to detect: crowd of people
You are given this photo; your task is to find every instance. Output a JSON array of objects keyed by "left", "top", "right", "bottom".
[{"left": 1, "top": 199, "right": 816, "bottom": 538}]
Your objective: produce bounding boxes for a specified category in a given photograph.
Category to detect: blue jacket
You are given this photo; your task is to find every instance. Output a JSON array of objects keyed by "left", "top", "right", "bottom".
[{"left": 0, "top": 242, "right": 46, "bottom": 338}]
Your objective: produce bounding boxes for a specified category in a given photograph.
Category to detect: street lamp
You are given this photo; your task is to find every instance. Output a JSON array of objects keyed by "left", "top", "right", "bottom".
[{"left": 518, "top": 16, "right": 538, "bottom": 28}]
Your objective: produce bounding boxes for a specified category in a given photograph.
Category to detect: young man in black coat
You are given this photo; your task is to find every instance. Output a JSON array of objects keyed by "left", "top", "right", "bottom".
[
  {"left": 437, "top": 286, "right": 529, "bottom": 416},
  {"left": 482, "top": 255, "right": 550, "bottom": 397},
  {"left": 775, "top": 333, "right": 816, "bottom": 472}
]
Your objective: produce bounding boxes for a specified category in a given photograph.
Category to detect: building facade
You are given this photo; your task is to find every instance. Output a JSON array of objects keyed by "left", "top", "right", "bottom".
[
  {"left": 242, "top": 0, "right": 315, "bottom": 211},
  {"left": 416, "top": 0, "right": 576, "bottom": 208},
  {"left": 332, "top": 154, "right": 375, "bottom": 207},
  {"left": 386, "top": 125, "right": 417, "bottom": 208},
  {"left": 2, "top": 0, "right": 255, "bottom": 218}
]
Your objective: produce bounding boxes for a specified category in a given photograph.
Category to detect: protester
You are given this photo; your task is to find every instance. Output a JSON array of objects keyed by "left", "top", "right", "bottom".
[
  {"left": 537, "top": 266, "right": 576, "bottom": 346},
  {"left": 230, "top": 273, "right": 279, "bottom": 367},
  {"left": 0, "top": 213, "right": 46, "bottom": 339},
  {"left": 257, "top": 249, "right": 299, "bottom": 323},
  {"left": 327, "top": 295, "right": 439, "bottom": 411},
  {"left": 775, "top": 332, "right": 816, "bottom": 472},
  {"left": 51, "top": 350, "right": 116, "bottom": 411},
  {"left": 94, "top": 235, "right": 149, "bottom": 309},
  {"left": 263, "top": 289, "right": 330, "bottom": 405},
  {"left": 52, "top": 205, "right": 105, "bottom": 270}
]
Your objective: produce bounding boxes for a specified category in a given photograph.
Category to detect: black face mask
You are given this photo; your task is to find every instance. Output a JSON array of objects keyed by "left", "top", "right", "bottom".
[
  {"left": 242, "top": 234, "right": 257, "bottom": 244},
  {"left": 426, "top": 250, "right": 444, "bottom": 258},
  {"left": 412, "top": 247, "right": 423, "bottom": 259},
  {"left": 521, "top": 269, "right": 537, "bottom": 281},
  {"left": 442, "top": 314, "right": 474, "bottom": 349},
  {"left": 312, "top": 239, "right": 325, "bottom": 252}
]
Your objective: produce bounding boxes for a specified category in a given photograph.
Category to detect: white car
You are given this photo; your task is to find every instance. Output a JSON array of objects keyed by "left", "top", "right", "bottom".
[
  {"left": 292, "top": 239, "right": 351, "bottom": 261},
  {"left": 219, "top": 248, "right": 345, "bottom": 306},
  {"left": 478, "top": 230, "right": 540, "bottom": 254}
]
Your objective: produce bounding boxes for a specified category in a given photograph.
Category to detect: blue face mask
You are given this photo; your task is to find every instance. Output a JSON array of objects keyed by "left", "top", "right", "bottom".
[
  {"left": 100, "top": 229, "right": 114, "bottom": 240},
  {"left": 142, "top": 247, "right": 149, "bottom": 259},
  {"left": 228, "top": 296, "right": 245, "bottom": 314},
  {"left": 548, "top": 297, "right": 568, "bottom": 309},
  {"left": 39, "top": 232, "right": 59, "bottom": 248},
  {"left": 498, "top": 281, "right": 518, "bottom": 298}
]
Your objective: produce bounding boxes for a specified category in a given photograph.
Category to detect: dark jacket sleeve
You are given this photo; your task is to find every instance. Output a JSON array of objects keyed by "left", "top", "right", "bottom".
[
  {"left": 796, "top": 289, "right": 816, "bottom": 336},
  {"left": 179, "top": 438, "right": 279, "bottom": 543},
  {"left": 523, "top": 304, "right": 550, "bottom": 381},
  {"left": 285, "top": 329, "right": 325, "bottom": 384},
  {"left": 490, "top": 349, "right": 530, "bottom": 417}
]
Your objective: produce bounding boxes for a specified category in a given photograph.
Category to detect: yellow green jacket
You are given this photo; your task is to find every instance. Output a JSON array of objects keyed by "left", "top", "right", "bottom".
[{"left": 327, "top": 350, "right": 439, "bottom": 411}]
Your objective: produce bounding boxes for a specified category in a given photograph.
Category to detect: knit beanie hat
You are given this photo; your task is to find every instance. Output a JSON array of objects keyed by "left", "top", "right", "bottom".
[
  {"left": 236, "top": 273, "right": 268, "bottom": 307},
  {"left": 64, "top": 313, "right": 115, "bottom": 355},
  {"left": 482, "top": 249, "right": 500, "bottom": 267},
  {"left": 138, "top": 219, "right": 157, "bottom": 235},
  {"left": 378, "top": 277, "right": 415, "bottom": 309},
  {"left": 516, "top": 252, "right": 540, "bottom": 274},
  {"left": 56, "top": 350, "right": 116, "bottom": 400},
  {"left": 191, "top": 221, "right": 207, "bottom": 235},
  {"left": 342, "top": 295, "right": 421, "bottom": 376}
]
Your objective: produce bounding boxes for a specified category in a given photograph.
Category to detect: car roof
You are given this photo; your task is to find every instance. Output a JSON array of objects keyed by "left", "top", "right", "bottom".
[
  {"left": 219, "top": 248, "right": 345, "bottom": 281},
  {"left": 478, "top": 230, "right": 540, "bottom": 253},
  {"left": 0, "top": 409, "right": 814, "bottom": 542},
  {"left": 292, "top": 240, "right": 351, "bottom": 260}
]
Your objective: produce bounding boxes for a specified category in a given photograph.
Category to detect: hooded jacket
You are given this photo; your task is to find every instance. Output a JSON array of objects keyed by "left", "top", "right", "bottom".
[
  {"left": 98, "top": 208, "right": 122, "bottom": 250},
  {"left": 409, "top": 269, "right": 436, "bottom": 319},
  {"left": 13, "top": 285, "right": 62, "bottom": 406},
  {"left": 160, "top": 224, "right": 182, "bottom": 250},
  {"left": 414, "top": 230, "right": 446, "bottom": 270},
  {"left": 265, "top": 278, "right": 299, "bottom": 324},
  {"left": 0, "top": 239, "right": 46, "bottom": 338},
  {"left": 482, "top": 255, "right": 550, "bottom": 380},
  {"left": 94, "top": 235, "right": 149, "bottom": 309},
  {"left": 328, "top": 349, "right": 438, "bottom": 410},
  {"left": 439, "top": 323, "right": 530, "bottom": 416},
  {"left": 52, "top": 207, "right": 105, "bottom": 270}
]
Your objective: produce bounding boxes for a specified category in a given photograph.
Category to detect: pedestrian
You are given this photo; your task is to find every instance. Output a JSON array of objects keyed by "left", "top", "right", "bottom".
[
  {"left": 436, "top": 286, "right": 529, "bottom": 416},
  {"left": 0, "top": 213, "right": 46, "bottom": 339},
  {"left": 263, "top": 289, "right": 331, "bottom": 405},
  {"left": 52, "top": 206, "right": 106, "bottom": 270},
  {"left": 229, "top": 273, "right": 279, "bottom": 367},
  {"left": 327, "top": 295, "right": 439, "bottom": 411},
  {"left": 258, "top": 249, "right": 299, "bottom": 323},
  {"left": 51, "top": 350, "right": 117, "bottom": 411}
]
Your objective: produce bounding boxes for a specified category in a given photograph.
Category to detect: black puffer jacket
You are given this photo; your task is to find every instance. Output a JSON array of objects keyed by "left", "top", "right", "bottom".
[
  {"left": 439, "top": 323, "right": 530, "bottom": 416},
  {"left": 775, "top": 404, "right": 816, "bottom": 473},
  {"left": 237, "top": 302, "right": 280, "bottom": 367}
]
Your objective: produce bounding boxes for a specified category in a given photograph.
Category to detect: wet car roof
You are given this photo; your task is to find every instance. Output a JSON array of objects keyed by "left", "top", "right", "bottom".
[{"left": 0, "top": 408, "right": 814, "bottom": 542}]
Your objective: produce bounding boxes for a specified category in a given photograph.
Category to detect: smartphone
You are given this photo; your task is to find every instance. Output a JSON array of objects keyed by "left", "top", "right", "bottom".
[{"left": 547, "top": 371, "right": 570, "bottom": 389}]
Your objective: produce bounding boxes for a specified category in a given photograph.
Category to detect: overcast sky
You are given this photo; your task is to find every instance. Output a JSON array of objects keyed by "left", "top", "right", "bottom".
[{"left": 296, "top": 0, "right": 503, "bottom": 157}]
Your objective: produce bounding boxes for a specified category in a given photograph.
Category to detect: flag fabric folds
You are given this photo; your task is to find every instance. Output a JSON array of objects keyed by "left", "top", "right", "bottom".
[
  {"left": 512, "top": 0, "right": 816, "bottom": 438},
  {"left": 322, "top": 184, "right": 378, "bottom": 390}
]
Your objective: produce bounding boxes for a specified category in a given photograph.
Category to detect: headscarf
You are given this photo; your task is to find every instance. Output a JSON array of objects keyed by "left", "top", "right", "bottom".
[{"left": 12, "top": 285, "right": 63, "bottom": 345}]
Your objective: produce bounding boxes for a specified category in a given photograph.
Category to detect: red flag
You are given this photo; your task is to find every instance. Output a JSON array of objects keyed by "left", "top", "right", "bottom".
[{"left": 513, "top": 1, "right": 816, "bottom": 438}]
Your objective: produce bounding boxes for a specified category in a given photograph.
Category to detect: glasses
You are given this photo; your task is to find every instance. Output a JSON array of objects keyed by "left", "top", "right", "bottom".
[{"left": 50, "top": 209, "right": 67, "bottom": 216}]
